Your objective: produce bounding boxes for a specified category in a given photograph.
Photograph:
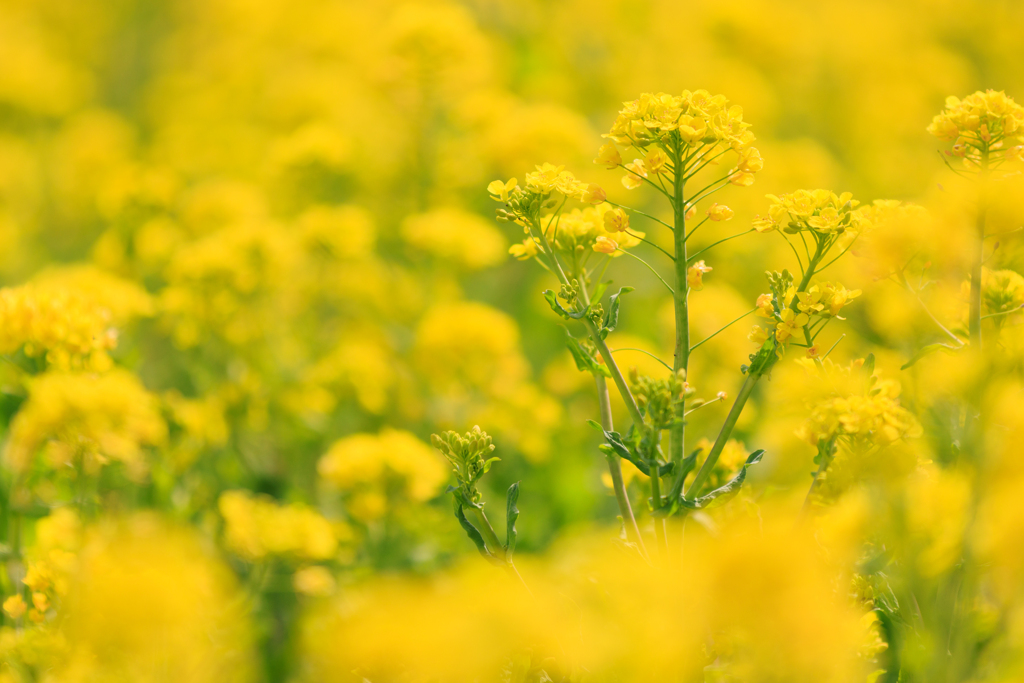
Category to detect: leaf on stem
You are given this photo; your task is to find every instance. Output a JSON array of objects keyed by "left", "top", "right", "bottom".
[
  {"left": 900, "top": 342, "right": 960, "bottom": 370},
  {"left": 566, "top": 330, "right": 610, "bottom": 377},
  {"left": 601, "top": 287, "right": 635, "bottom": 340},
  {"left": 505, "top": 482, "right": 520, "bottom": 557},
  {"left": 542, "top": 290, "right": 588, "bottom": 320},
  {"left": 598, "top": 429, "right": 673, "bottom": 477},
  {"left": 679, "top": 449, "right": 765, "bottom": 510},
  {"left": 454, "top": 499, "right": 494, "bottom": 561}
]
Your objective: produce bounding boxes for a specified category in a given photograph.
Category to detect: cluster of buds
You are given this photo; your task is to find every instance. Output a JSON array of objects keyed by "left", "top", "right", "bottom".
[
  {"left": 628, "top": 368, "right": 694, "bottom": 431},
  {"left": 431, "top": 426, "right": 499, "bottom": 504}
]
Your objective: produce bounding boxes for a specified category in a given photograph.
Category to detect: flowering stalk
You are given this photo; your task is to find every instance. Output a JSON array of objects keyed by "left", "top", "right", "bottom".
[
  {"left": 669, "top": 138, "right": 689, "bottom": 476},
  {"left": 968, "top": 149, "right": 989, "bottom": 349}
]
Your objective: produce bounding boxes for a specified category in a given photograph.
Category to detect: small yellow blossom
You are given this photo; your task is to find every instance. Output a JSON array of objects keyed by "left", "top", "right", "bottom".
[
  {"left": 775, "top": 309, "right": 809, "bottom": 342},
  {"left": 707, "top": 203, "right": 734, "bottom": 221},
  {"left": 593, "top": 236, "right": 618, "bottom": 254},
  {"left": 509, "top": 238, "right": 540, "bottom": 261},
  {"left": 581, "top": 183, "right": 607, "bottom": 204},
  {"left": 622, "top": 159, "right": 647, "bottom": 189},
  {"left": 687, "top": 261, "right": 713, "bottom": 290},
  {"left": 755, "top": 293, "right": 774, "bottom": 318},
  {"left": 594, "top": 143, "right": 621, "bottom": 169},
  {"left": 644, "top": 147, "right": 670, "bottom": 174},
  {"left": 604, "top": 207, "right": 630, "bottom": 233},
  {"left": 3, "top": 595, "right": 26, "bottom": 620},
  {"left": 487, "top": 177, "right": 517, "bottom": 202}
]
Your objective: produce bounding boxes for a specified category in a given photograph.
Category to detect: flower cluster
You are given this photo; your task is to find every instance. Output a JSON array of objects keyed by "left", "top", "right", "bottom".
[
  {"left": 0, "top": 285, "right": 119, "bottom": 371},
  {"left": 318, "top": 429, "right": 447, "bottom": 522},
  {"left": 511, "top": 203, "right": 644, "bottom": 263},
  {"left": 749, "top": 273, "right": 861, "bottom": 347},
  {"left": 795, "top": 360, "right": 921, "bottom": 447},
  {"left": 4, "top": 370, "right": 167, "bottom": 476},
  {"left": 927, "top": 90, "right": 1024, "bottom": 168},
  {"left": 218, "top": 490, "right": 338, "bottom": 562},
  {"left": 598, "top": 90, "right": 761, "bottom": 188},
  {"left": 753, "top": 190, "right": 870, "bottom": 235}
]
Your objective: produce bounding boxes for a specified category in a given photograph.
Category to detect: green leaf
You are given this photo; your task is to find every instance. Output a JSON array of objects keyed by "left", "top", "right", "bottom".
[
  {"left": 454, "top": 500, "right": 493, "bottom": 560},
  {"left": 900, "top": 342, "right": 959, "bottom": 370},
  {"left": 586, "top": 419, "right": 603, "bottom": 431},
  {"left": 566, "top": 330, "right": 610, "bottom": 377},
  {"left": 680, "top": 449, "right": 765, "bottom": 510},
  {"left": 600, "top": 429, "right": 672, "bottom": 477},
  {"left": 863, "top": 353, "right": 875, "bottom": 376},
  {"left": 482, "top": 456, "right": 501, "bottom": 474},
  {"left": 543, "top": 289, "right": 588, "bottom": 320},
  {"left": 600, "top": 287, "right": 634, "bottom": 340},
  {"left": 505, "top": 482, "right": 520, "bottom": 557},
  {"left": 676, "top": 448, "right": 701, "bottom": 482}
]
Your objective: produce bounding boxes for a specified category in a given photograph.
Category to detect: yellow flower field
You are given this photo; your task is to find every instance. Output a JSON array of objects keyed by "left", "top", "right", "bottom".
[{"left": 0, "top": 0, "right": 1022, "bottom": 680}]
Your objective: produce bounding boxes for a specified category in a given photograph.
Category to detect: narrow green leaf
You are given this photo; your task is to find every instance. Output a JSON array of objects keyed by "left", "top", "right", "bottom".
[
  {"left": 454, "top": 501, "right": 492, "bottom": 559},
  {"left": 505, "top": 482, "right": 520, "bottom": 557},
  {"left": 586, "top": 419, "right": 603, "bottom": 431},
  {"left": 566, "top": 330, "right": 610, "bottom": 377},
  {"left": 900, "top": 342, "right": 959, "bottom": 370},
  {"left": 863, "top": 353, "right": 875, "bottom": 376},
  {"left": 543, "top": 289, "right": 588, "bottom": 320},
  {"left": 600, "top": 429, "right": 672, "bottom": 477},
  {"left": 680, "top": 449, "right": 766, "bottom": 510},
  {"left": 600, "top": 286, "right": 634, "bottom": 340}
]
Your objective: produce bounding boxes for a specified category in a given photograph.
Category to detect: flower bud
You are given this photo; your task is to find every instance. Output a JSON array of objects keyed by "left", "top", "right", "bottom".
[{"left": 707, "top": 203, "right": 734, "bottom": 222}]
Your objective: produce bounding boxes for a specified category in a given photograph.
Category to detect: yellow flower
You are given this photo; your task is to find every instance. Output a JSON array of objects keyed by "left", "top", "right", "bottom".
[
  {"left": 729, "top": 171, "right": 755, "bottom": 186},
  {"left": 622, "top": 159, "right": 647, "bottom": 190},
  {"left": 594, "top": 143, "right": 621, "bottom": 169},
  {"left": 509, "top": 238, "right": 539, "bottom": 261},
  {"left": 644, "top": 147, "right": 670, "bottom": 175},
  {"left": 3, "top": 595, "right": 26, "bottom": 620},
  {"left": 775, "top": 309, "right": 809, "bottom": 342},
  {"left": 707, "top": 203, "right": 734, "bottom": 222},
  {"left": 486, "top": 177, "right": 518, "bottom": 202},
  {"left": 737, "top": 147, "right": 764, "bottom": 173},
  {"left": 687, "top": 261, "right": 713, "bottom": 291},
  {"left": 593, "top": 236, "right": 618, "bottom": 254},
  {"left": 581, "top": 183, "right": 607, "bottom": 204},
  {"left": 524, "top": 163, "right": 565, "bottom": 194},
  {"left": 603, "top": 207, "right": 630, "bottom": 232},
  {"left": 755, "top": 293, "right": 774, "bottom": 318},
  {"left": 748, "top": 325, "right": 771, "bottom": 344}
]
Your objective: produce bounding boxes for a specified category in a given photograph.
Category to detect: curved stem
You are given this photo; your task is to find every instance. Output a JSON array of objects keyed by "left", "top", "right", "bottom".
[{"left": 597, "top": 375, "right": 648, "bottom": 560}]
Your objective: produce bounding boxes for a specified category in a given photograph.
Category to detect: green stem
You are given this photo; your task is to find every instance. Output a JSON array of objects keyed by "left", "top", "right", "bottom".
[
  {"left": 469, "top": 506, "right": 505, "bottom": 561},
  {"left": 597, "top": 375, "right": 648, "bottom": 560},
  {"left": 800, "top": 438, "right": 837, "bottom": 517},
  {"left": 669, "top": 143, "right": 689, "bottom": 475},
  {"left": 969, "top": 150, "right": 989, "bottom": 349},
  {"left": 683, "top": 371, "right": 759, "bottom": 500}
]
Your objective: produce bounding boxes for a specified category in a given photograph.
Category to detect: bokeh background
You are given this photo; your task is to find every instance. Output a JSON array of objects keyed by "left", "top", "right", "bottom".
[{"left": 1, "top": 0, "right": 1024, "bottom": 680}]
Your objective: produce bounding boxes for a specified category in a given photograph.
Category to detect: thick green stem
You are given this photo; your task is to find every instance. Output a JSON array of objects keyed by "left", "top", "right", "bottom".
[
  {"left": 596, "top": 376, "right": 648, "bottom": 559},
  {"left": 683, "top": 371, "right": 759, "bottom": 499},
  {"left": 969, "top": 150, "right": 989, "bottom": 349},
  {"left": 588, "top": 319, "right": 646, "bottom": 427},
  {"left": 669, "top": 143, "right": 688, "bottom": 473}
]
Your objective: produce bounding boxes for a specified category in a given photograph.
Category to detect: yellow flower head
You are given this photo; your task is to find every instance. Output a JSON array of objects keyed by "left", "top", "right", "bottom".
[
  {"left": 593, "top": 236, "right": 618, "bottom": 254},
  {"left": 594, "top": 143, "right": 622, "bottom": 169},
  {"left": 487, "top": 177, "right": 518, "bottom": 202},
  {"left": 687, "top": 261, "right": 713, "bottom": 291},
  {"left": 755, "top": 190, "right": 863, "bottom": 235},
  {"left": 509, "top": 238, "right": 540, "bottom": 261},
  {"left": 707, "top": 203, "right": 734, "bottom": 222},
  {"left": 928, "top": 90, "right": 1024, "bottom": 170},
  {"left": 604, "top": 207, "right": 630, "bottom": 233}
]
